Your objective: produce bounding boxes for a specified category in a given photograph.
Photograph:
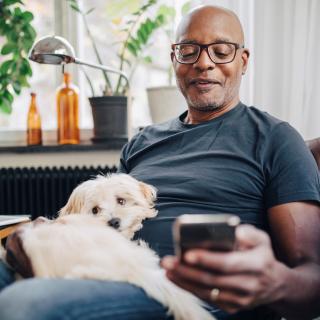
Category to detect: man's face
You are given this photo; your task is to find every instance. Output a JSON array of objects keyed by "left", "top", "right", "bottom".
[{"left": 172, "top": 8, "right": 249, "bottom": 112}]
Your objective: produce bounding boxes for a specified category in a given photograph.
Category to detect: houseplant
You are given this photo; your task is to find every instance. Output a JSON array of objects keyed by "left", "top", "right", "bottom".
[
  {"left": 0, "top": 0, "right": 36, "bottom": 114},
  {"left": 146, "top": 1, "right": 192, "bottom": 124},
  {"left": 67, "top": 0, "right": 174, "bottom": 141}
]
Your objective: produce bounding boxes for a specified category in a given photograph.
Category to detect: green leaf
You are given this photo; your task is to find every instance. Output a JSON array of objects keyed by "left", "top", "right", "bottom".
[
  {"left": 1, "top": 42, "right": 16, "bottom": 55},
  {"left": 21, "top": 58, "right": 32, "bottom": 76},
  {"left": 24, "top": 24, "right": 36, "bottom": 40},
  {"left": 70, "top": 3, "right": 81, "bottom": 13},
  {"left": 126, "top": 42, "right": 137, "bottom": 57},
  {"left": 131, "top": 38, "right": 141, "bottom": 52},
  {"left": 105, "top": 0, "right": 141, "bottom": 20},
  {"left": 7, "top": 30, "right": 19, "bottom": 42},
  {"left": 3, "top": 0, "right": 23, "bottom": 6},
  {"left": 143, "top": 56, "right": 152, "bottom": 64},
  {"left": 0, "top": 96, "right": 12, "bottom": 114},
  {"left": 181, "top": 1, "right": 192, "bottom": 15},
  {"left": 0, "top": 60, "right": 13, "bottom": 74},
  {"left": 86, "top": 8, "right": 95, "bottom": 15},
  {"left": 137, "top": 26, "right": 148, "bottom": 44},
  {"left": 21, "top": 11, "right": 34, "bottom": 23},
  {"left": 145, "top": 19, "right": 155, "bottom": 34},
  {"left": 13, "top": 7, "right": 22, "bottom": 16},
  {"left": 17, "top": 75, "right": 29, "bottom": 87},
  {"left": 157, "top": 5, "right": 175, "bottom": 20},
  {"left": 155, "top": 14, "right": 165, "bottom": 26},
  {"left": 12, "top": 81, "right": 21, "bottom": 94},
  {"left": 3, "top": 89, "right": 13, "bottom": 103}
]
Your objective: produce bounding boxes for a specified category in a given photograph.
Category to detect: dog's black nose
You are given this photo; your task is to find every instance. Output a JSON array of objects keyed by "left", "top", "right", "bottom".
[{"left": 108, "top": 218, "right": 121, "bottom": 229}]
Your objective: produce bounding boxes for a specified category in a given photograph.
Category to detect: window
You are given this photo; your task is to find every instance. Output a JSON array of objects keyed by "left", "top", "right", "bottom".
[
  {"left": 0, "top": 0, "right": 178, "bottom": 132},
  {"left": 0, "top": 0, "right": 56, "bottom": 131}
]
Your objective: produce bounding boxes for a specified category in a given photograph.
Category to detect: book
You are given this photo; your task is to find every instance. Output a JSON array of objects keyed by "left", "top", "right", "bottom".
[
  {"left": 0, "top": 215, "right": 31, "bottom": 228},
  {"left": 0, "top": 215, "right": 31, "bottom": 240}
]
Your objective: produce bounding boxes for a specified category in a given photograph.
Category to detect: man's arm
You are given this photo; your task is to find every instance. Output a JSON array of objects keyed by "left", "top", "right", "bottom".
[
  {"left": 162, "top": 201, "right": 320, "bottom": 319},
  {"left": 267, "top": 201, "right": 320, "bottom": 319}
]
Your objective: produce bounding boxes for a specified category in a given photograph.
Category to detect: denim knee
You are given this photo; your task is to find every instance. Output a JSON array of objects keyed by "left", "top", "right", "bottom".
[
  {"left": 0, "top": 279, "right": 171, "bottom": 320},
  {"left": 0, "top": 279, "right": 69, "bottom": 320},
  {"left": 0, "top": 260, "right": 15, "bottom": 292}
]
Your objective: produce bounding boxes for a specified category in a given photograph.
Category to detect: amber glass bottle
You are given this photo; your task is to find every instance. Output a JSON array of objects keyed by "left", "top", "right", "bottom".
[
  {"left": 56, "top": 72, "right": 80, "bottom": 144},
  {"left": 27, "top": 92, "right": 42, "bottom": 145}
]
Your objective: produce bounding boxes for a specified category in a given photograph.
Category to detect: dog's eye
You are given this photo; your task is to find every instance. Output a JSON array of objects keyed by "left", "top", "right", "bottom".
[
  {"left": 92, "top": 206, "right": 99, "bottom": 214},
  {"left": 117, "top": 197, "right": 126, "bottom": 205}
]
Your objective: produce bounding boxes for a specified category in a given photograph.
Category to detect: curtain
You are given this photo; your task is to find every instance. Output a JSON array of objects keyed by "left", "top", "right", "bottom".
[{"left": 195, "top": 0, "right": 320, "bottom": 139}]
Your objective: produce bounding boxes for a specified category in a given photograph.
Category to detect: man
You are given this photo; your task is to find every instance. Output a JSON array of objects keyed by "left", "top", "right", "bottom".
[
  {"left": 119, "top": 5, "right": 320, "bottom": 320},
  {"left": 0, "top": 5, "right": 319, "bottom": 320}
]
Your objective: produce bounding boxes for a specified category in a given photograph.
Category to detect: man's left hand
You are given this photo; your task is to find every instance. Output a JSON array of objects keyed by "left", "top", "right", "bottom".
[{"left": 161, "top": 225, "right": 287, "bottom": 314}]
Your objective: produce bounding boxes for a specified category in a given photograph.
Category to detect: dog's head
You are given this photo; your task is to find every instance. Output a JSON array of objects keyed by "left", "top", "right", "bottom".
[{"left": 59, "top": 174, "right": 158, "bottom": 239}]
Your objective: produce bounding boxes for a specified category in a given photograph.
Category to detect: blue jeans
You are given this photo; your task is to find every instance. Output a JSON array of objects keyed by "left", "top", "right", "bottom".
[
  {"left": 0, "top": 260, "right": 271, "bottom": 320},
  {"left": 0, "top": 261, "right": 170, "bottom": 320},
  {"left": 0, "top": 260, "right": 230, "bottom": 320}
]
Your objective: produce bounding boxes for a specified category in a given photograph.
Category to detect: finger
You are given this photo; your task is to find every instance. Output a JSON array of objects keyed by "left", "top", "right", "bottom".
[
  {"left": 236, "top": 224, "right": 271, "bottom": 250},
  {"left": 167, "top": 268, "right": 256, "bottom": 314},
  {"left": 210, "top": 290, "right": 252, "bottom": 314},
  {"left": 164, "top": 258, "right": 260, "bottom": 294},
  {"left": 211, "top": 287, "right": 258, "bottom": 311},
  {"left": 166, "top": 270, "right": 213, "bottom": 302},
  {"left": 161, "top": 256, "right": 179, "bottom": 270},
  {"left": 166, "top": 271, "right": 254, "bottom": 314},
  {"left": 184, "top": 249, "right": 266, "bottom": 274}
]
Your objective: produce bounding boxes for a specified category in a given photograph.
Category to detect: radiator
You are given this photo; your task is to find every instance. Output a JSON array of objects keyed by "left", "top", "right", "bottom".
[{"left": 0, "top": 166, "right": 117, "bottom": 219}]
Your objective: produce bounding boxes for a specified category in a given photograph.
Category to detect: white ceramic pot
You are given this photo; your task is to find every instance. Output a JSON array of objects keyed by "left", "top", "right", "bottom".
[{"left": 147, "top": 85, "right": 187, "bottom": 124}]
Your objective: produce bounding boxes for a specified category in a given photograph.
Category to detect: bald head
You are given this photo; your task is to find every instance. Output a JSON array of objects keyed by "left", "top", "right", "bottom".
[
  {"left": 171, "top": 5, "right": 250, "bottom": 117},
  {"left": 175, "top": 5, "right": 245, "bottom": 45}
]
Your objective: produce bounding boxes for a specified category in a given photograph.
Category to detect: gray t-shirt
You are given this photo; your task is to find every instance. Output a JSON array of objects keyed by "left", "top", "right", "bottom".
[{"left": 119, "top": 102, "right": 320, "bottom": 257}]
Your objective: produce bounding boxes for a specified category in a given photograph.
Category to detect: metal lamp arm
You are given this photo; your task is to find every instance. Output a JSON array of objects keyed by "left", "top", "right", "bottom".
[{"left": 74, "top": 58, "right": 130, "bottom": 88}]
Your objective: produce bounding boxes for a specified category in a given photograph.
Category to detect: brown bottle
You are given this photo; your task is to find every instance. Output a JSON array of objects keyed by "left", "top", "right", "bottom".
[
  {"left": 27, "top": 92, "right": 42, "bottom": 145},
  {"left": 56, "top": 72, "right": 80, "bottom": 144}
]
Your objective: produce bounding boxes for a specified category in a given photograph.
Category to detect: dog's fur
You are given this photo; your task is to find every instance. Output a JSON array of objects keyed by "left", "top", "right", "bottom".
[
  {"left": 5, "top": 174, "right": 215, "bottom": 320},
  {"left": 59, "top": 174, "right": 158, "bottom": 240}
]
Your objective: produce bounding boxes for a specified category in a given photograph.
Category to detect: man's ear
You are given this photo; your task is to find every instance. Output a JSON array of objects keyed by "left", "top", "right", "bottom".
[
  {"left": 170, "top": 51, "right": 174, "bottom": 62},
  {"left": 241, "top": 48, "right": 250, "bottom": 75}
]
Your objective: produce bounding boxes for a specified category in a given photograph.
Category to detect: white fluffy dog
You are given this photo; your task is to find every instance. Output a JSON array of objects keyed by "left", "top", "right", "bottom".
[
  {"left": 5, "top": 174, "right": 215, "bottom": 320},
  {"left": 59, "top": 174, "right": 158, "bottom": 240}
]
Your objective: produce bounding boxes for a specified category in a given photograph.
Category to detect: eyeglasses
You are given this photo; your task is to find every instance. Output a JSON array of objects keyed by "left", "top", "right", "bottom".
[{"left": 171, "top": 42, "right": 244, "bottom": 65}]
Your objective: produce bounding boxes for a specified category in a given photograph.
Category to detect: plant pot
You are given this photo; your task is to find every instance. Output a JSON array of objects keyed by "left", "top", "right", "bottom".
[
  {"left": 89, "top": 96, "right": 128, "bottom": 142},
  {"left": 147, "top": 85, "right": 187, "bottom": 124}
]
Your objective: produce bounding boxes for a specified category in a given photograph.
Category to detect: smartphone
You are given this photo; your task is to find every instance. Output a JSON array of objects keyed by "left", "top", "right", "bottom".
[{"left": 173, "top": 214, "right": 240, "bottom": 260}]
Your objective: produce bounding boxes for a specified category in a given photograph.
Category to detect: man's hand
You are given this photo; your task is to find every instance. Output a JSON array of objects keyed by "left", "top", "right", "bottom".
[
  {"left": 5, "top": 225, "right": 34, "bottom": 278},
  {"left": 161, "top": 225, "right": 287, "bottom": 314}
]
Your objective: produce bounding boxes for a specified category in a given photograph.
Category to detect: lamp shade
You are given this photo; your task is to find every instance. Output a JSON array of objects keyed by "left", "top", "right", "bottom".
[{"left": 29, "top": 35, "right": 76, "bottom": 65}]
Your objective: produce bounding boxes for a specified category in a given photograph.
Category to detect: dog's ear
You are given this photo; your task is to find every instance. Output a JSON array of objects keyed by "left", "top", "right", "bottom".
[
  {"left": 58, "top": 185, "right": 86, "bottom": 216},
  {"left": 139, "top": 182, "right": 157, "bottom": 206}
]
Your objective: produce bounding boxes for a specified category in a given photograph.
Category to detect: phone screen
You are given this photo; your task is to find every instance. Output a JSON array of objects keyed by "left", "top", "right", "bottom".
[{"left": 173, "top": 214, "right": 240, "bottom": 259}]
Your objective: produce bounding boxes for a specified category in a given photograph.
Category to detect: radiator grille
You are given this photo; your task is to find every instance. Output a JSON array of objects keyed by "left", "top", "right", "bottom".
[{"left": 0, "top": 166, "right": 117, "bottom": 219}]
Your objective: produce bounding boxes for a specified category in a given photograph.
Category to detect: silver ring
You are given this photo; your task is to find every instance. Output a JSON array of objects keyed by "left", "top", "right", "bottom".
[{"left": 210, "top": 288, "right": 220, "bottom": 301}]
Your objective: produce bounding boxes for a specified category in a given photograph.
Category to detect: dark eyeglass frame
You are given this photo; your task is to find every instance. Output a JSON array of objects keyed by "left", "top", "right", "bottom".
[{"left": 171, "top": 41, "right": 245, "bottom": 65}]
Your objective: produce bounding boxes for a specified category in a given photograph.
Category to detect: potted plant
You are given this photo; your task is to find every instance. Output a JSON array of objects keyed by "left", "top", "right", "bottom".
[
  {"left": 146, "top": 1, "right": 191, "bottom": 124},
  {"left": 0, "top": 0, "right": 36, "bottom": 115},
  {"left": 67, "top": 0, "right": 173, "bottom": 141}
]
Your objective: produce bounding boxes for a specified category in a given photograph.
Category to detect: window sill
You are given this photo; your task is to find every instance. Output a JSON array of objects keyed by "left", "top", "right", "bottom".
[
  {"left": 0, "top": 129, "right": 127, "bottom": 153},
  {"left": 0, "top": 138, "right": 127, "bottom": 154}
]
